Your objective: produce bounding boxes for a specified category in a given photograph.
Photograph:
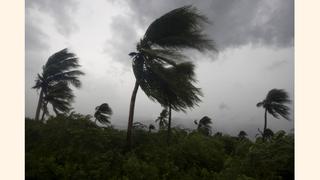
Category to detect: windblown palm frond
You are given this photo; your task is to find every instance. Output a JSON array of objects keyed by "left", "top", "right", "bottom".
[
  {"left": 238, "top": 131, "right": 248, "bottom": 139},
  {"left": 133, "top": 122, "right": 147, "bottom": 130},
  {"left": 140, "top": 5, "right": 216, "bottom": 52},
  {"left": 155, "top": 108, "right": 169, "bottom": 130},
  {"left": 257, "top": 89, "right": 291, "bottom": 120},
  {"left": 195, "top": 116, "right": 212, "bottom": 136},
  {"left": 94, "top": 103, "right": 113, "bottom": 125},
  {"left": 257, "top": 89, "right": 291, "bottom": 141},
  {"left": 135, "top": 60, "right": 202, "bottom": 112},
  {"left": 126, "top": 5, "right": 216, "bottom": 148},
  {"left": 40, "top": 82, "right": 74, "bottom": 120},
  {"left": 33, "top": 48, "right": 84, "bottom": 91},
  {"left": 33, "top": 48, "right": 84, "bottom": 121}
]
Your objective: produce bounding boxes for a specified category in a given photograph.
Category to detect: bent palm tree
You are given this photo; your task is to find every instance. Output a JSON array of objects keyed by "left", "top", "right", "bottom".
[
  {"left": 238, "top": 130, "right": 248, "bottom": 139},
  {"left": 148, "top": 61, "right": 202, "bottom": 142},
  {"left": 194, "top": 116, "right": 212, "bottom": 136},
  {"left": 133, "top": 122, "right": 147, "bottom": 130},
  {"left": 33, "top": 48, "right": 84, "bottom": 121},
  {"left": 94, "top": 103, "right": 113, "bottom": 126},
  {"left": 155, "top": 108, "right": 169, "bottom": 130},
  {"left": 148, "top": 124, "right": 155, "bottom": 133},
  {"left": 40, "top": 82, "right": 74, "bottom": 121},
  {"left": 127, "top": 5, "right": 216, "bottom": 148},
  {"left": 257, "top": 89, "right": 291, "bottom": 139}
]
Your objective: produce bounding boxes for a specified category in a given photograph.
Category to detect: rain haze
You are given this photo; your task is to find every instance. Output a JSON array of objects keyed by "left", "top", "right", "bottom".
[{"left": 26, "top": 0, "right": 294, "bottom": 137}]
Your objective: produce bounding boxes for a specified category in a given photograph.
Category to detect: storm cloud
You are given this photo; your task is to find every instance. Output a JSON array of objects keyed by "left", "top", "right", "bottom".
[
  {"left": 25, "top": 0, "right": 294, "bottom": 137},
  {"left": 125, "top": 0, "right": 294, "bottom": 50}
]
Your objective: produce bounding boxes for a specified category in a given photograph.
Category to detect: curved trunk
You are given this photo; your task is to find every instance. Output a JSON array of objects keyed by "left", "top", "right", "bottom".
[
  {"left": 126, "top": 80, "right": 139, "bottom": 149},
  {"left": 263, "top": 108, "right": 268, "bottom": 140},
  {"left": 167, "top": 104, "right": 172, "bottom": 144},
  {"left": 35, "top": 89, "right": 44, "bottom": 121}
]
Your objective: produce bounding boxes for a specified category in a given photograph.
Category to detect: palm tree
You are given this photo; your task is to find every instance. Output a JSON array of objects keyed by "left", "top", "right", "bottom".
[
  {"left": 257, "top": 89, "right": 291, "bottom": 139},
  {"left": 133, "top": 122, "right": 147, "bottom": 130},
  {"left": 94, "top": 103, "right": 113, "bottom": 126},
  {"left": 126, "top": 5, "right": 216, "bottom": 148},
  {"left": 155, "top": 108, "right": 168, "bottom": 130},
  {"left": 153, "top": 61, "right": 203, "bottom": 143},
  {"left": 238, "top": 130, "right": 248, "bottom": 139},
  {"left": 148, "top": 124, "right": 155, "bottom": 133},
  {"left": 194, "top": 116, "right": 212, "bottom": 136},
  {"left": 40, "top": 81, "right": 74, "bottom": 122},
  {"left": 33, "top": 48, "right": 84, "bottom": 121}
]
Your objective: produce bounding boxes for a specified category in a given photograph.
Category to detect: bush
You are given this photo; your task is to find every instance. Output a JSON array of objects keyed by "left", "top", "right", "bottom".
[{"left": 26, "top": 116, "right": 294, "bottom": 179}]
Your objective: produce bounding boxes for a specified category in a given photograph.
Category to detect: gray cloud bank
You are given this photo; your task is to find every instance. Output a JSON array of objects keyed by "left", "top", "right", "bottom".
[
  {"left": 125, "top": 0, "right": 293, "bottom": 50},
  {"left": 25, "top": 0, "right": 294, "bottom": 137}
]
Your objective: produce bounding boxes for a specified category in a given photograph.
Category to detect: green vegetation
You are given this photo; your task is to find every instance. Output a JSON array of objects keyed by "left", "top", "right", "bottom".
[
  {"left": 257, "top": 89, "right": 291, "bottom": 139},
  {"left": 94, "top": 103, "right": 113, "bottom": 126},
  {"left": 33, "top": 48, "right": 84, "bottom": 121},
  {"left": 26, "top": 115, "right": 293, "bottom": 180},
  {"left": 126, "top": 5, "right": 215, "bottom": 148},
  {"left": 27, "top": 5, "right": 293, "bottom": 179}
]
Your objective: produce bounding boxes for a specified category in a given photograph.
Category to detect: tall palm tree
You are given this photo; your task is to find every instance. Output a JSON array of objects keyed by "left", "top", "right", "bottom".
[
  {"left": 127, "top": 5, "right": 216, "bottom": 148},
  {"left": 94, "top": 103, "right": 113, "bottom": 126},
  {"left": 194, "top": 116, "right": 212, "bottom": 136},
  {"left": 257, "top": 89, "right": 291, "bottom": 139},
  {"left": 40, "top": 81, "right": 74, "bottom": 122},
  {"left": 146, "top": 61, "right": 203, "bottom": 142},
  {"left": 155, "top": 108, "right": 169, "bottom": 130},
  {"left": 33, "top": 48, "right": 84, "bottom": 121}
]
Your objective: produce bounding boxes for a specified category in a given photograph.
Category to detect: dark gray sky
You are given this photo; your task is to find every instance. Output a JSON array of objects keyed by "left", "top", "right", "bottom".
[{"left": 26, "top": 0, "right": 294, "bottom": 137}]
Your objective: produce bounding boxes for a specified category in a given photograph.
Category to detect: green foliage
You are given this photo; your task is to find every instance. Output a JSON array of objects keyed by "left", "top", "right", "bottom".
[
  {"left": 26, "top": 116, "right": 294, "bottom": 180},
  {"left": 33, "top": 48, "right": 84, "bottom": 120},
  {"left": 155, "top": 108, "right": 169, "bottom": 130},
  {"left": 130, "top": 5, "right": 216, "bottom": 112},
  {"left": 195, "top": 116, "right": 212, "bottom": 136},
  {"left": 94, "top": 103, "right": 113, "bottom": 125}
]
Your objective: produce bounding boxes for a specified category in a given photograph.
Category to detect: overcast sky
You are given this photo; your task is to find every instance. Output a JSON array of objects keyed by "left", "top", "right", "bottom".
[{"left": 25, "top": 0, "right": 294, "bottom": 137}]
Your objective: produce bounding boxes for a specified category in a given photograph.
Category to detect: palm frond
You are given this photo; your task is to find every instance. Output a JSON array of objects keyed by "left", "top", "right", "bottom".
[
  {"left": 199, "top": 116, "right": 212, "bottom": 126},
  {"left": 258, "top": 89, "right": 291, "bottom": 121},
  {"left": 266, "top": 89, "right": 291, "bottom": 104},
  {"left": 94, "top": 103, "right": 112, "bottom": 125},
  {"left": 140, "top": 5, "right": 216, "bottom": 52},
  {"left": 256, "top": 101, "right": 264, "bottom": 107}
]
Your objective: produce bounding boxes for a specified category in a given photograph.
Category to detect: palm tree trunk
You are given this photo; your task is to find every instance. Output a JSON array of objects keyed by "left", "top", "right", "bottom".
[
  {"left": 35, "top": 89, "right": 44, "bottom": 121},
  {"left": 126, "top": 80, "right": 139, "bottom": 149},
  {"left": 167, "top": 104, "right": 172, "bottom": 144},
  {"left": 263, "top": 108, "right": 267, "bottom": 140},
  {"left": 41, "top": 102, "right": 48, "bottom": 122}
]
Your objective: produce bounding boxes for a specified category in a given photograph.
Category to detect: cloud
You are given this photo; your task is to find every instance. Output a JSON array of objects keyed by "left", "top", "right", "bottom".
[
  {"left": 125, "top": 0, "right": 294, "bottom": 50},
  {"left": 103, "top": 14, "right": 141, "bottom": 66},
  {"left": 218, "top": 102, "right": 230, "bottom": 110},
  {"left": 266, "top": 59, "right": 288, "bottom": 70},
  {"left": 26, "top": 0, "right": 79, "bottom": 36}
]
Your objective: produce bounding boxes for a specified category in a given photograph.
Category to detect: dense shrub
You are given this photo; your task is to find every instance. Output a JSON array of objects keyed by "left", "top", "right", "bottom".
[{"left": 25, "top": 116, "right": 294, "bottom": 180}]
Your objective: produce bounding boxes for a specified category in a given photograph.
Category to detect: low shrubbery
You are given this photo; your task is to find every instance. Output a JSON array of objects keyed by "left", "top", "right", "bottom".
[{"left": 25, "top": 115, "right": 293, "bottom": 180}]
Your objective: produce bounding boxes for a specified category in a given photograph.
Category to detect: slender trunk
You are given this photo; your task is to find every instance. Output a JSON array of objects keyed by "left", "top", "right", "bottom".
[
  {"left": 35, "top": 89, "right": 44, "bottom": 121},
  {"left": 126, "top": 80, "right": 139, "bottom": 149},
  {"left": 167, "top": 104, "right": 172, "bottom": 144},
  {"left": 40, "top": 102, "right": 47, "bottom": 122},
  {"left": 263, "top": 108, "right": 267, "bottom": 140}
]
